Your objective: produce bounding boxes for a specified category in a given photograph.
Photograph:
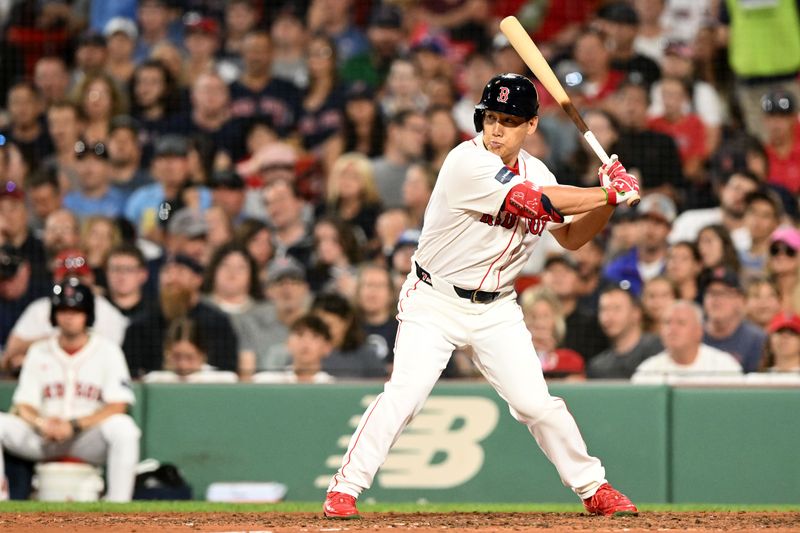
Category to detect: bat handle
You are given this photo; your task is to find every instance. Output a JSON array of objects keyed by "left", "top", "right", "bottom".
[{"left": 583, "top": 132, "right": 640, "bottom": 207}]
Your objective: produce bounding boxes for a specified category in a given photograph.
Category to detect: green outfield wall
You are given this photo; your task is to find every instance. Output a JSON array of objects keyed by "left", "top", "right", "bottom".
[{"left": 1, "top": 381, "right": 797, "bottom": 503}]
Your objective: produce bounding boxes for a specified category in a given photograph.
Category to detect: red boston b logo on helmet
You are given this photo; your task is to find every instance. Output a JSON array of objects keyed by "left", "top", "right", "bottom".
[{"left": 497, "top": 86, "right": 510, "bottom": 103}]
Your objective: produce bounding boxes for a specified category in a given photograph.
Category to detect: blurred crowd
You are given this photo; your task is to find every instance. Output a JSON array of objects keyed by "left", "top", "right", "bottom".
[{"left": 1, "top": 0, "right": 800, "bottom": 384}]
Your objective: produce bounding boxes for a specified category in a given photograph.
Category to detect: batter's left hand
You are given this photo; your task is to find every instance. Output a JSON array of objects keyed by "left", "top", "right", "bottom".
[{"left": 597, "top": 155, "right": 625, "bottom": 187}]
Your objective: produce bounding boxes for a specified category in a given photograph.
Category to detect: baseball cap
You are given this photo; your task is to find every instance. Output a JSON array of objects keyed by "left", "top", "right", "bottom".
[
  {"left": 770, "top": 226, "right": 800, "bottom": 251},
  {"left": 543, "top": 253, "right": 579, "bottom": 272},
  {"left": 597, "top": 2, "right": 640, "bottom": 25},
  {"left": 184, "top": 14, "right": 220, "bottom": 37},
  {"left": 209, "top": 169, "right": 245, "bottom": 190},
  {"left": 164, "top": 253, "right": 205, "bottom": 275},
  {"left": 345, "top": 81, "right": 375, "bottom": 102},
  {"left": 53, "top": 249, "right": 92, "bottom": 280},
  {"left": 167, "top": 208, "right": 208, "bottom": 238},
  {"left": 265, "top": 256, "right": 306, "bottom": 284},
  {"left": 702, "top": 266, "right": 743, "bottom": 293},
  {"left": 636, "top": 193, "right": 677, "bottom": 225},
  {"left": 0, "top": 180, "right": 24, "bottom": 201},
  {"left": 393, "top": 229, "right": 421, "bottom": 255},
  {"left": 0, "top": 244, "right": 23, "bottom": 281},
  {"left": 767, "top": 312, "right": 800, "bottom": 334},
  {"left": 103, "top": 17, "right": 138, "bottom": 40},
  {"left": 369, "top": 4, "right": 403, "bottom": 29},
  {"left": 153, "top": 135, "right": 189, "bottom": 157},
  {"left": 74, "top": 140, "right": 109, "bottom": 160},
  {"left": 761, "top": 90, "right": 796, "bottom": 115},
  {"left": 411, "top": 36, "right": 446, "bottom": 56}
]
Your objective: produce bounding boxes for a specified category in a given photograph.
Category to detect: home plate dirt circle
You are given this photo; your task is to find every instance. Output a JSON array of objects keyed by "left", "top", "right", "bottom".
[{"left": 0, "top": 511, "right": 798, "bottom": 532}]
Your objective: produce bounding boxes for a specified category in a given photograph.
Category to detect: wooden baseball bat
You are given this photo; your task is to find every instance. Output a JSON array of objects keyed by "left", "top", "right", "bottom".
[{"left": 499, "top": 16, "right": 640, "bottom": 207}]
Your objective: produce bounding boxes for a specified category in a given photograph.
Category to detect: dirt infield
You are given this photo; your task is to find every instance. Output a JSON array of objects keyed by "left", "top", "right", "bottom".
[{"left": 1, "top": 512, "right": 799, "bottom": 533}]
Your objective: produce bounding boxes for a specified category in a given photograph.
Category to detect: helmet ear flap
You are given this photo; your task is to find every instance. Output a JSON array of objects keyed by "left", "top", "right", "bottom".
[{"left": 473, "top": 108, "right": 485, "bottom": 133}]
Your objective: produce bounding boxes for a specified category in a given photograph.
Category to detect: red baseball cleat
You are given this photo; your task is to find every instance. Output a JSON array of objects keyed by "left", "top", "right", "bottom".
[
  {"left": 583, "top": 483, "right": 639, "bottom": 517},
  {"left": 323, "top": 491, "right": 361, "bottom": 519}
]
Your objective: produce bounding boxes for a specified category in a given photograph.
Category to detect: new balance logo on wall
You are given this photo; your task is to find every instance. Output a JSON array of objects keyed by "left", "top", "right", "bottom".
[{"left": 316, "top": 396, "right": 499, "bottom": 489}]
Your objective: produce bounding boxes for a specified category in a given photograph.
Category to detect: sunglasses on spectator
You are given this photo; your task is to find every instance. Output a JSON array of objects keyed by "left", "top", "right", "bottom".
[{"left": 769, "top": 242, "right": 797, "bottom": 258}]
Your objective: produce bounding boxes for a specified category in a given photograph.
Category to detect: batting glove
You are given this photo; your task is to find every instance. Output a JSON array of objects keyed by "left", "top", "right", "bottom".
[
  {"left": 603, "top": 172, "right": 639, "bottom": 205},
  {"left": 597, "top": 154, "right": 625, "bottom": 187}
]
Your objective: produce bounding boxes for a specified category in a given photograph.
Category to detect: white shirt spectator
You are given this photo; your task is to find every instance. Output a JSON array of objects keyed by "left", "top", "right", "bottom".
[
  {"left": 668, "top": 207, "right": 751, "bottom": 251},
  {"left": 649, "top": 80, "right": 725, "bottom": 127},
  {"left": 631, "top": 343, "right": 743, "bottom": 384},
  {"left": 252, "top": 370, "right": 334, "bottom": 384},
  {"left": 143, "top": 368, "right": 239, "bottom": 384},
  {"left": 11, "top": 295, "right": 128, "bottom": 345}
]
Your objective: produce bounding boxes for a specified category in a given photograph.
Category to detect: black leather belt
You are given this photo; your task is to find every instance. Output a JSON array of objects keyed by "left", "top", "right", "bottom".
[{"left": 415, "top": 262, "right": 501, "bottom": 303}]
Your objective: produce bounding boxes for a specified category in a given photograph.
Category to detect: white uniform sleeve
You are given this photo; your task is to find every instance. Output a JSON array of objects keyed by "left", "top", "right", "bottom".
[
  {"left": 12, "top": 342, "right": 45, "bottom": 409},
  {"left": 100, "top": 341, "right": 136, "bottom": 405},
  {"left": 10, "top": 299, "right": 54, "bottom": 341},
  {"left": 440, "top": 144, "right": 525, "bottom": 215}
]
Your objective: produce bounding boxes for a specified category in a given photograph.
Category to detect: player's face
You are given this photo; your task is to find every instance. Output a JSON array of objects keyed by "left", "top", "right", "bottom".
[
  {"left": 55, "top": 308, "right": 88, "bottom": 336},
  {"left": 482, "top": 111, "right": 538, "bottom": 165}
]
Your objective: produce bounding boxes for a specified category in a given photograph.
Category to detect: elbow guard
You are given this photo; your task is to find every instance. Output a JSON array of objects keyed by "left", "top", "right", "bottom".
[{"left": 504, "top": 181, "right": 564, "bottom": 223}]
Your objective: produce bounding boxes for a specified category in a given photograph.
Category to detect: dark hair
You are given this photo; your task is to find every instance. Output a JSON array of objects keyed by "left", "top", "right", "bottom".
[
  {"left": 671, "top": 240, "right": 702, "bottom": 264},
  {"left": 389, "top": 109, "right": 424, "bottom": 128},
  {"left": 599, "top": 282, "right": 642, "bottom": 311},
  {"left": 7, "top": 80, "right": 41, "bottom": 101},
  {"left": 342, "top": 98, "right": 385, "bottom": 158},
  {"left": 311, "top": 292, "right": 365, "bottom": 351},
  {"left": 697, "top": 224, "right": 741, "bottom": 274},
  {"left": 235, "top": 218, "right": 271, "bottom": 246},
  {"left": 107, "top": 243, "right": 146, "bottom": 268},
  {"left": 617, "top": 78, "right": 651, "bottom": 105},
  {"left": 744, "top": 189, "right": 783, "bottom": 219},
  {"left": 130, "top": 60, "right": 179, "bottom": 116},
  {"left": 48, "top": 99, "right": 86, "bottom": 121},
  {"left": 723, "top": 169, "right": 761, "bottom": 187},
  {"left": 314, "top": 216, "right": 363, "bottom": 266},
  {"left": 203, "top": 243, "right": 262, "bottom": 300},
  {"left": 290, "top": 313, "right": 332, "bottom": 341},
  {"left": 164, "top": 317, "right": 209, "bottom": 358},
  {"left": 25, "top": 165, "right": 60, "bottom": 193}
]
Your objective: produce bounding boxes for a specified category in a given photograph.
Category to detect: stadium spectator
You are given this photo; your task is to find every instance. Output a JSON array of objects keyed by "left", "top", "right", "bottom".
[
  {"left": 122, "top": 253, "right": 238, "bottom": 378},
  {"left": 340, "top": 4, "right": 405, "bottom": 88},
  {"left": 235, "top": 219, "right": 274, "bottom": 274},
  {"left": 0, "top": 245, "right": 49, "bottom": 352},
  {"left": 745, "top": 277, "right": 782, "bottom": 331},
  {"left": 107, "top": 116, "right": 152, "bottom": 200},
  {"left": 380, "top": 58, "right": 428, "bottom": 117},
  {"left": 298, "top": 34, "right": 345, "bottom": 153},
  {"left": 631, "top": 0, "right": 668, "bottom": 63},
  {"left": 308, "top": 217, "right": 360, "bottom": 295},
  {"left": 589, "top": 284, "right": 662, "bottom": 379},
  {"left": 63, "top": 141, "right": 125, "bottom": 219},
  {"left": 540, "top": 254, "right": 608, "bottom": 362},
  {"left": 425, "top": 107, "right": 461, "bottom": 173},
  {"left": 374, "top": 208, "right": 411, "bottom": 266},
  {"left": 2, "top": 82, "right": 53, "bottom": 164},
  {"left": 702, "top": 267, "right": 767, "bottom": 373},
  {"left": 73, "top": 73, "right": 126, "bottom": 145},
  {"left": 0, "top": 279, "right": 140, "bottom": 501},
  {"left": 103, "top": 17, "right": 138, "bottom": 87},
  {"left": 632, "top": 300, "right": 742, "bottom": 383},
  {"left": 603, "top": 193, "right": 675, "bottom": 296},
  {"left": 33, "top": 56, "right": 71, "bottom": 107},
  {"left": 326, "top": 82, "right": 385, "bottom": 169},
  {"left": 124, "top": 135, "right": 212, "bottom": 243},
  {"left": 760, "top": 312, "right": 800, "bottom": 373},
  {"left": 2, "top": 249, "right": 128, "bottom": 377},
  {"left": 44, "top": 101, "right": 83, "bottom": 189},
  {"left": 665, "top": 241, "right": 702, "bottom": 302},
  {"left": 73, "top": 32, "right": 108, "bottom": 85},
  {"left": 23, "top": 169, "right": 63, "bottom": 237},
  {"left": 269, "top": 6, "right": 308, "bottom": 89},
  {"left": 563, "top": 109, "right": 619, "bottom": 188},
  {"left": 0, "top": 184, "right": 47, "bottom": 280},
  {"left": 106, "top": 244, "right": 152, "bottom": 322},
  {"left": 612, "top": 81, "right": 683, "bottom": 197},
  {"left": 263, "top": 178, "right": 314, "bottom": 268},
  {"left": 594, "top": 1, "right": 661, "bottom": 87},
  {"left": 208, "top": 170, "right": 247, "bottom": 223},
  {"left": 318, "top": 153, "right": 382, "bottom": 242},
  {"left": 572, "top": 236, "right": 607, "bottom": 310},
  {"left": 695, "top": 224, "right": 741, "bottom": 281},
  {"left": 310, "top": 292, "right": 385, "bottom": 379},
  {"left": 80, "top": 216, "right": 121, "bottom": 290},
  {"left": 520, "top": 286, "right": 585, "bottom": 379},
  {"left": 307, "top": 0, "right": 369, "bottom": 65},
  {"left": 182, "top": 15, "right": 223, "bottom": 87},
  {"left": 228, "top": 30, "right": 302, "bottom": 137},
  {"left": 761, "top": 91, "right": 800, "bottom": 195},
  {"left": 668, "top": 171, "right": 759, "bottom": 247},
  {"left": 641, "top": 275, "right": 679, "bottom": 335},
  {"left": 371, "top": 110, "right": 427, "bottom": 209},
  {"left": 130, "top": 60, "right": 181, "bottom": 153},
  {"left": 165, "top": 208, "right": 210, "bottom": 267},
  {"left": 567, "top": 29, "right": 625, "bottom": 110},
  {"left": 402, "top": 163, "right": 435, "bottom": 230},
  {"left": 452, "top": 53, "right": 494, "bottom": 136},
  {"left": 221, "top": 0, "right": 260, "bottom": 70},
  {"left": 144, "top": 317, "right": 238, "bottom": 383},
  {"left": 134, "top": 0, "right": 177, "bottom": 63},
  {"left": 252, "top": 314, "right": 334, "bottom": 384},
  {"left": 738, "top": 190, "right": 783, "bottom": 282},
  {"left": 766, "top": 227, "right": 800, "bottom": 313},
  {"left": 260, "top": 257, "right": 313, "bottom": 372},
  {"left": 354, "top": 264, "right": 396, "bottom": 368},
  {"left": 389, "top": 229, "right": 419, "bottom": 291}
]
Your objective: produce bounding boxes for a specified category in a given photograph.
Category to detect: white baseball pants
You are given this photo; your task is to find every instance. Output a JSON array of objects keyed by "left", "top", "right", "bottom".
[
  {"left": 328, "top": 276, "right": 607, "bottom": 500},
  {"left": 0, "top": 412, "right": 141, "bottom": 501}
]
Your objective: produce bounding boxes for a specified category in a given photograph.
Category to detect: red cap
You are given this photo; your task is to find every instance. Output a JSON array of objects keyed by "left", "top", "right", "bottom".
[
  {"left": 185, "top": 17, "right": 219, "bottom": 36},
  {"left": 767, "top": 312, "right": 800, "bottom": 334},
  {"left": 0, "top": 181, "right": 24, "bottom": 201},
  {"left": 53, "top": 249, "right": 92, "bottom": 281}
]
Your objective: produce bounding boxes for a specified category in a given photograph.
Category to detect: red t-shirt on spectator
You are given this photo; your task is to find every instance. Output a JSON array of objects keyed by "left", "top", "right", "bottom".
[
  {"left": 766, "top": 122, "right": 800, "bottom": 194},
  {"left": 647, "top": 114, "right": 707, "bottom": 164}
]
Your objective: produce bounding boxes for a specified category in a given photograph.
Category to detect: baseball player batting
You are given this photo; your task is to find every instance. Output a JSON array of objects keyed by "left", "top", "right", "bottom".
[
  {"left": 0, "top": 278, "right": 140, "bottom": 501},
  {"left": 323, "top": 73, "right": 639, "bottom": 519}
]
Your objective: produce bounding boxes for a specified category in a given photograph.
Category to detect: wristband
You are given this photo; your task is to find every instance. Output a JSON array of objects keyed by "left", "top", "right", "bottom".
[{"left": 70, "top": 418, "right": 82, "bottom": 435}]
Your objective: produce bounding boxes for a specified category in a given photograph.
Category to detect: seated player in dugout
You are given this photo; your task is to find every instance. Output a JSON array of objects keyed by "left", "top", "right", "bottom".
[{"left": 323, "top": 73, "right": 640, "bottom": 519}]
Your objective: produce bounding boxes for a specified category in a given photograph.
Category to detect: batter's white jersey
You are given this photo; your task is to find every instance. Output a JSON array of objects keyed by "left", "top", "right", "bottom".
[
  {"left": 13, "top": 334, "right": 135, "bottom": 419},
  {"left": 415, "top": 133, "right": 571, "bottom": 291},
  {"left": 10, "top": 295, "right": 129, "bottom": 345}
]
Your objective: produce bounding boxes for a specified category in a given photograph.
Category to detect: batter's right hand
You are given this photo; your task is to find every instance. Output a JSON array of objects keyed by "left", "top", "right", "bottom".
[{"left": 597, "top": 154, "right": 624, "bottom": 187}]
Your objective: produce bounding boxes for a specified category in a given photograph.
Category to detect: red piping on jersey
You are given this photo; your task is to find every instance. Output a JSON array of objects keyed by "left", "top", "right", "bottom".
[
  {"left": 331, "top": 394, "right": 384, "bottom": 491},
  {"left": 477, "top": 219, "right": 519, "bottom": 292},
  {"left": 495, "top": 218, "right": 521, "bottom": 291}
]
